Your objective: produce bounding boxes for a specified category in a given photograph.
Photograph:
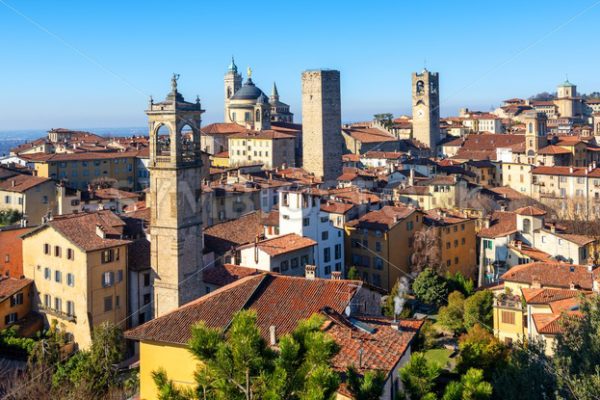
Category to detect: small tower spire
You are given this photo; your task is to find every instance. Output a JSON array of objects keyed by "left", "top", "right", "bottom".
[
  {"left": 271, "top": 82, "right": 279, "bottom": 100},
  {"left": 228, "top": 56, "right": 237, "bottom": 73}
]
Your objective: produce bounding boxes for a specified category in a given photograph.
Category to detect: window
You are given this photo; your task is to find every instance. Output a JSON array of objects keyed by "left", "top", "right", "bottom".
[
  {"left": 522, "top": 218, "right": 531, "bottom": 233},
  {"left": 461, "top": 238, "right": 465, "bottom": 245},
  {"left": 280, "top": 260, "right": 289, "bottom": 272},
  {"left": 143, "top": 293, "right": 151, "bottom": 305},
  {"left": 44, "top": 294, "right": 51, "bottom": 308},
  {"left": 67, "top": 249, "right": 74, "bottom": 260},
  {"left": 501, "top": 311, "right": 515, "bottom": 324},
  {"left": 324, "top": 265, "right": 331, "bottom": 275},
  {"left": 101, "top": 249, "right": 114, "bottom": 263},
  {"left": 407, "top": 221, "right": 414, "bottom": 231},
  {"left": 10, "top": 293, "right": 23, "bottom": 307},
  {"left": 483, "top": 239, "right": 493, "bottom": 250},
  {"left": 44, "top": 267, "right": 51, "bottom": 280},
  {"left": 54, "top": 270, "right": 62, "bottom": 283},
  {"left": 143, "top": 273, "right": 150, "bottom": 287},
  {"left": 102, "top": 271, "right": 114, "bottom": 287},
  {"left": 335, "top": 244, "right": 342, "bottom": 259},
  {"left": 44, "top": 244, "right": 50, "bottom": 255},
  {"left": 4, "top": 313, "right": 17, "bottom": 325},
  {"left": 104, "top": 296, "right": 113, "bottom": 312},
  {"left": 53, "top": 246, "right": 61, "bottom": 257},
  {"left": 117, "top": 270, "right": 123, "bottom": 283},
  {"left": 446, "top": 242, "right": 451, "bottom": 250},
  {"left": 303, "top": 218, "right": 310, "bottom": 227},
  {"left": 375, "top": 241, "right": 382, "bottom": 252},
  {"left": 300, "top": 255, "right": 309, "bottom": 266},
  {"left": 321, "top": 231, "right": 329, "bottom": 241},
  {"left": 115, "top": 295, "right": 121, "bottom": 308},
  {"left": 324, "top": 247, "right": 331, "bottom": 263},
  {"left": 54, "top": 297, "right": 62, "bottom": 312},
  {"left": 374, "top": 257, "right": 384, "bottom": 270},
  {"left": 291, "top": 258, "right": 299, "bottom": 269},
  {"left": 454, "top": 257, "right": 459, "bottom": 264},
  {"left": 67, "top": 273, "right": 75, "bottom": 287}
]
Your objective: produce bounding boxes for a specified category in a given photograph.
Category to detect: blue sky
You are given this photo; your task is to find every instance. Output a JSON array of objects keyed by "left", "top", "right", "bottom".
[{"left": 1, "top": 0, "right": 599, "bottom": 131}]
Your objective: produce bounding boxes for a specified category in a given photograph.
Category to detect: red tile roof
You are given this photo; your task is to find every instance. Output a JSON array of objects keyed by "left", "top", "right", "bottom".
[
  {"left": 514, "top": 206, "right": 547, "bottom": 217},
  {"left": 0, "top": 277, "right": 32, "bottom": 299},
  {"left": 229, "top": 130, "right": 295, "bottom": 140},
  {"left": 501, "top": 262, "right": 599, "bottom": 290},
  {"left": 0, "top": 174, "right": 52, "bottom": 193},
  {"left": 238, "top": 233, "right": 316, "bottom": 257},
  {"left": 478, "top": 211, "right": 517, "bottom": 238},
  {"left": 346, "top": 205, "right": 416, "bottom": 231},
  {"left": 323, "top": 309, "right": 423, "bottom": 375},
  {"left": 201, "top": 123, "right": 248, "bottom": 135},
  {"left": 22, "top": 210, "right": 130, "bottom": 252},
  {"left": 204, "top": 211, "right": 264, "bottom": 255},
  {"left": 125, "top": 274, "right": 363, "bottom": 344},
  {"left": 521, "top": 288, "right": 581, "bottom": 304},
  {"left": 342, "top": 127, "right": 398, "bottom": 143},
  {"left": 202, "top": 264, "right": 262, "bottom": 287}
]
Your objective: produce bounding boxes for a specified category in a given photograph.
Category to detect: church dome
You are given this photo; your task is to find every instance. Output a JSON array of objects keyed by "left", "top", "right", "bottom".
[{"left": 231, "top": 78, "right": 265, "bottom": 100}]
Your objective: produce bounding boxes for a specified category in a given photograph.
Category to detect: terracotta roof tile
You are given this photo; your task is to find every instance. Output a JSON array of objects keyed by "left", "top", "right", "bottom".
[
  {"left": 22, "top": 210, "right": 131, "bottom": 252},
  {"left": 501, "top": 262, "right": 599, "bottom": 290},
  {"left": 238, "top": 233, "right": 316, "bottom": 257},
  {"left": 346, "top": 205, "right": 416, "bottom": 231},
  {"left": 0, "top": 277, "right": 32, "bottom": 299},
  {"left": 478, "top": 211, "right": 517, "bottom": 238},
  {"left": 125, "top": 274, "right": 362, "bottom": 344},
  {"left": 204, "top": 211, "right": 264, "bottom": 255},
  {"left": 202, "top": 264, "right": 262, "bottom": 287},
  {"left": 0, "top": 174, "right": 52, "bottom": 193}
]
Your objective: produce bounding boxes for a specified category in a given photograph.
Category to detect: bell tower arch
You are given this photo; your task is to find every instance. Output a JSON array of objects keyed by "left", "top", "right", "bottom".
[{"left": 147, "top": 74, "right": 204, "bottom": 317}]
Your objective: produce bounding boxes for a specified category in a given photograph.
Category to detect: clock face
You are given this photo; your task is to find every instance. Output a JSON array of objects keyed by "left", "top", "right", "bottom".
[{"left": 417, "top": 109, "right": 425, "bottom": 119}]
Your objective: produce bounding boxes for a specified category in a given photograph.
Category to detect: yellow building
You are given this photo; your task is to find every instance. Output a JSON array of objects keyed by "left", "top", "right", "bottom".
[
  {"left": 22, "top": 150, "right": 139, "bottom": 191},
  {"left": 423, "top": 209, "right": 478, "bottom": 279},
  {"left": 394, "top": 176, "right": 469, "bottom": 211},
  {"left": 0, "top": 277, "right": 33, "bottom": 329},
  {"left": 345, "top": 205, "right": 423, "bottom": 291},
  {"left": 228, "top": 130, "right": 295, "bottom": 169},
  {"left": 22, "top": 210, "right": 130, "bottom": 348},
  {"left": 126, "top": 273, "right": 415, "bottom": 400},
  {"left": 492, "top": 261, "right": 600, "bottom": 353},
  {"left": 0, "top": 174, "right": 56, "bottom": 226}
]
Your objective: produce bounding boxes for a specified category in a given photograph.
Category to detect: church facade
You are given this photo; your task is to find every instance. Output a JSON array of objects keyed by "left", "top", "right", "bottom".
[{"left": 223, "top": 58, "right": 293, "bottom": 130}]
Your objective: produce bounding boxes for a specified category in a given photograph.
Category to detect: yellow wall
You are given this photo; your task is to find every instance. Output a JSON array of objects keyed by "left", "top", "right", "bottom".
[
  {"left": 437, "top": 219, "right": 478, "bottom": 279},
  {"left": 0, "top": 282, "right": 32, "bottom": 330},
  {"left": 22, "top": 226, "right": 128, "bottom": 348},
  {"left": 493, "top": 303, "right": 524, "bottom": 344},
  {"left": 139, "top": 341, "right": 198, "bottom": 400},
  {"left": 346, "top": 211, "right": 423, "bottom": 292}
]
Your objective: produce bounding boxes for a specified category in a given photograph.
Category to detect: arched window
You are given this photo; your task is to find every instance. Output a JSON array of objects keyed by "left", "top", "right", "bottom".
[
  {"left": 528, "top": 123, "right": 533, "bottom": 133},
  {"left": 155, "top": 124, "right": 171, "bottom": 156},
  {"left": 227, "top": 87, "right": 232, "bottom": 99},
  {"left": 523, "top": 218, "right": 531, "bottom": 233},
  {"left": 256, "top": 109, "right": 261, "bottom": 122},
  {"left": 416, "top": 80, "right": 425, "bottom": 94}
]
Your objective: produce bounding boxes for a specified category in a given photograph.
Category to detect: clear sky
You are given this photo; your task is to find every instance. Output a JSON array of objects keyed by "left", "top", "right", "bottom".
[{"left": 1, "top": 0, "right": 599, "bottom": 132}]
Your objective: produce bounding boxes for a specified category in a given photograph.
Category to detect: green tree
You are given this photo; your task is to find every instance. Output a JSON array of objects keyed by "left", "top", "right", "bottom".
[
  {"left": 346, "top": 366, "right": 386, "bottom": 400},
  {"left": 446, "top": 272, "right": 474, "bottom": 297},
  {"left": 456, "top": 325, "right": 505, "bottom": 379},
  {"left": 52, "top": 321, "right": 125, "bottom": 397},
  {"left": 438, "top": 291, "right": 465, "bottom": 335},
  {"left": 462, "top": 291, "right": 493, "bottom": 331},
  {"left": 347, "top": 266, "right": 360, "bottom": 281},
  {"left": 413, "top": 268, "right": 448, "bottom": 307},
  {"left": 554, "top": 294, "right": 600, "bottom": 400},
  {"left": 171, "top": 310, "right": 340, "bottom": 400},
  {"left": 152, "top": 368, "right": 195, "bottom": 400},
  {"left": 399, "top": 352, "right": 441, "bottom": 400},
  {"left": 413, "top": 320, "right": 439, "bottom": 351},
  {"left": 492, "top": 339, "right": 557, "bottom": 400},
  {"left": 0, "top": 210, "right": 22, "bottom": 226},
  {"left": 442, "top": 368, "right": 492, "bottom": 400}
]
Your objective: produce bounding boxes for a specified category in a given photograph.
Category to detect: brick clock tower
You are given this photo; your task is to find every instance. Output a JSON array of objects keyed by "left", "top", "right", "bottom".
[
  {"left": 147, "top": 74, "right": 204, "bottom": 317},
  {"left": 412, "top": 69, "right": 440, "bottom": 155}
]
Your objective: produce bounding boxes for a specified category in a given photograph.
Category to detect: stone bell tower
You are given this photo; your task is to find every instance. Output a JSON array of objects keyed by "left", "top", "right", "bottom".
[
  {"left": 147, "top": 74, "right": 204, "bottom": 317},
  {"left": 412, "top": 69, "right": 440, "bottom": 155}
]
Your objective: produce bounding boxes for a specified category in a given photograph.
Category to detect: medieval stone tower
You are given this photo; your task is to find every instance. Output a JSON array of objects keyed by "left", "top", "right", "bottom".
[
  {"left": 524, "top": 111, "right": 548, "bottom": 162},
  {"left": 147, "top": 74, "right": 204, "bottom": 317},
  {"left": 301, "top": 69, "right": 343, "bottom": 187},
  {"left": 412, "top": 69, "right": 440, "bottom": 155},
  {"left": 224, "top": 57, "right": 242, "bottom": 121}
]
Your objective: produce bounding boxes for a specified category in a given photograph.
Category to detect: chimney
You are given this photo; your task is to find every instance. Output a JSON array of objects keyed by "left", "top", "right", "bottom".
[
  {"left": 569, "top": 281, "right": 576, "bottom": 290},
  {"left": 408, "top": 168, "right": 415, "bottom": 186},
  {"left": 483, "top": 217, "right": 491, "bottom": 229},
  {"left": 550, "top": 223, "right": 556, "bottom": 233},
  {"left": 331, "top": 271, "right": 342, "bottom": 280},
  {"left": 269, "top": 325, "right": 277, "bottom": 346},
  {"left": 305, "top": 264, "right": 317, "bottom": 280},
  {"left": 531, "top": 275, "right": 542, "bottom": 289},
  {"left": 517, "top": 241, "right": 522, "bottom": 251},
  {"left": 11, "top": 180, "right": 15, "bottom": 187}
]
